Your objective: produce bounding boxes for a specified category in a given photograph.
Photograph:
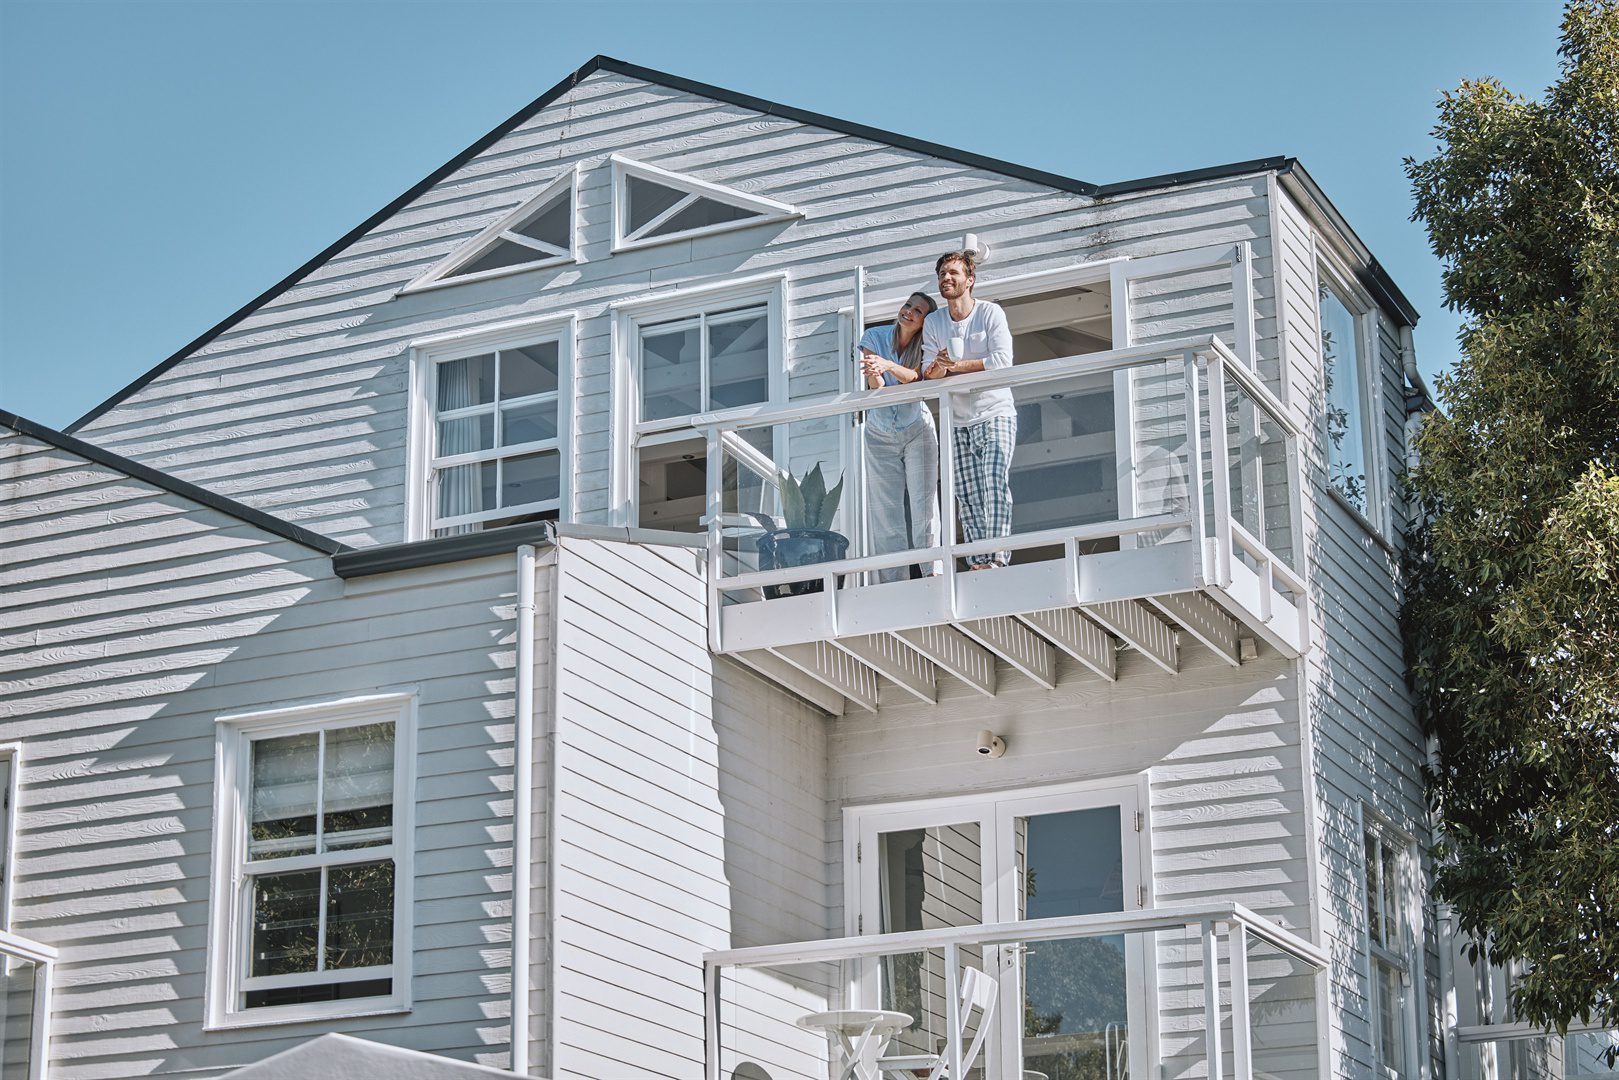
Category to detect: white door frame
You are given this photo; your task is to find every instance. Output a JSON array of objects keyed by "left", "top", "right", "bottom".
[{"left": 844, "top": 775, "right": 1156, "bottom": 1079}]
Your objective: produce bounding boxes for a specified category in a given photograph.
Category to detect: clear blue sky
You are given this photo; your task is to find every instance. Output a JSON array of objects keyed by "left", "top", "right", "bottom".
[{"left": 0, "top": 0, "right": 1566, "bottom": 429}]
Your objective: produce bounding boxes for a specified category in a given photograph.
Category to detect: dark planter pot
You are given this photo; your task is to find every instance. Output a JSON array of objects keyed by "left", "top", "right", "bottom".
[{"left": 755, "top": 528, "right": 849, "bottom": 598}]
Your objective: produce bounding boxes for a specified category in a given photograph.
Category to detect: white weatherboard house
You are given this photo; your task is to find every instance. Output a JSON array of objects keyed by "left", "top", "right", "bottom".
[{"left": 2, "top": 55, "right": 1605, "bottom": 1080}]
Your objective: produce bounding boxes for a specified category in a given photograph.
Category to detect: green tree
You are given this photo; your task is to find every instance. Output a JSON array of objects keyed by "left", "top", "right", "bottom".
[{"left": 1402, "top": 0, "right": 1619, "bottom": 1038}]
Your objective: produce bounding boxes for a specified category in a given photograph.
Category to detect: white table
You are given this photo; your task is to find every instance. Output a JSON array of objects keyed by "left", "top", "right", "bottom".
[{"left": 796, "top": 1009, "right": 914, "bottom": 1080}]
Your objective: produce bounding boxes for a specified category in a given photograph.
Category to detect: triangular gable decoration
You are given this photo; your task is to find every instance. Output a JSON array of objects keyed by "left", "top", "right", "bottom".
[
  {"left": 406, "top": 168, "right": 576, "bottom": 291},
  {"left": 612, "top": 156, "right": 798, "bottom": 250}
]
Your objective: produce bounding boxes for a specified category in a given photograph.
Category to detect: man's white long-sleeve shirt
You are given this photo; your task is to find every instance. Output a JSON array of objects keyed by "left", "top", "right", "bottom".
[{"left": 921, "top": 299, "right": 1017, "bottom": 427}]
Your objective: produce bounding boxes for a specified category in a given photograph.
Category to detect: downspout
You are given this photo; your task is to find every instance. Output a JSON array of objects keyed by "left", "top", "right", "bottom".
[
  {"left": 1400, "top": 325, "right": 1430, "bottom": 475},
  {"left": 511, "top": 544, "right": 538, "bottom": 1074}
]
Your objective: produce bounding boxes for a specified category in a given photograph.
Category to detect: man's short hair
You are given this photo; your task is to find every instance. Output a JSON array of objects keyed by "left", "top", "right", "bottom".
[{"left": 935, "top": 250, "right": 978, "bottom": 278}]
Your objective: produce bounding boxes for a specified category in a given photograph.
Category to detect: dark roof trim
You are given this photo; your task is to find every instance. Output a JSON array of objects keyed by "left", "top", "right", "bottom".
[
  {"left": 1276, "top": 162, "right": 1420, "bottom": 327},
  {"left": 68, "top": 55, "right": 1319, "bottom": 434},
  {"left": 333, "top": 521, "right": 555, "bottom": 578},
  {"left": 332, "top": 519, "right": 706, "bottom": 579},
  {"left": 1, "top": 409, "right": 347, "bottom": 555}
]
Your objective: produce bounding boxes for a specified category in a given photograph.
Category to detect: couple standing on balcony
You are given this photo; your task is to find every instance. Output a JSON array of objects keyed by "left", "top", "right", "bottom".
[{"left": 858, "top": 249, "right": 1015, "bottom": 582}]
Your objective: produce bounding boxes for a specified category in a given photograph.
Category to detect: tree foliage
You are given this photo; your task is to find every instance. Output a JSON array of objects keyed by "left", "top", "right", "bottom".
[{"left": 1403, "top": 0, "right": 1619, "bottom": 1035}]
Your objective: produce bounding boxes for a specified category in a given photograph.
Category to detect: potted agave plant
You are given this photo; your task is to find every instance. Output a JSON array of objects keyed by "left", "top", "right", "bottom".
[{"left": 748, "top": 462, "right": 849, "bottom": 598}]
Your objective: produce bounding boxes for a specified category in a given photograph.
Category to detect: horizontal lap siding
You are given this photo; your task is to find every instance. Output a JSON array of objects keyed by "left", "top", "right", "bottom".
[
  {"left": 549, "top": 537, "right": 827, "bottom": 1080},
  {"left": 78, "top": 68, "right": 1276, "bottom": 546},
  {"left": 1, "top": 431, "right": 524, "bottom": 1077},
  {"left": 1275, "top": 188, "right": 1428, "bottom": 1079}
]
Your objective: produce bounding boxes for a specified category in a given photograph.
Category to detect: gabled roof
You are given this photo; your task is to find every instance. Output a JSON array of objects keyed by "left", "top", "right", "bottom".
[
  {"left": 1, "top": 408, "right": 347, "bottom": 555},
  {"left": 67, "top": 55, "right": 1417, "bottom": 433}
]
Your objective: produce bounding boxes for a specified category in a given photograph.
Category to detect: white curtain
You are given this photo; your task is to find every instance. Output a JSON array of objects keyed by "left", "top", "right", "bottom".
[{"left": 436, "top": 358, "right": 485, "bottom": 534}]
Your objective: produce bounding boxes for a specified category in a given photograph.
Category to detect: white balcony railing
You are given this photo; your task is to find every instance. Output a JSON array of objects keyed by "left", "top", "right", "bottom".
[
  {"left": 0, "top": 929, "right": 57, "bottom": 1080},
  {"left": 704, "top": 903, "right": 1326, "bottom": 1080},
  {"left": 696, "top": 336, "right": 1306, "bottom": 667}
]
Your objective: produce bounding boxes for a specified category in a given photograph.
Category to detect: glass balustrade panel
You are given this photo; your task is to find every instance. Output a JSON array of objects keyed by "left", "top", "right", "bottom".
[{"left": 0, "top": 956, "right": 39, "bottom": 1080}]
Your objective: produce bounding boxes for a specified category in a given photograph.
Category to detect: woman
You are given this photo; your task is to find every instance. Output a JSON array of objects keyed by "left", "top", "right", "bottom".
[{"left": 858, "top": 292, "right": 943, "bottom": 583}]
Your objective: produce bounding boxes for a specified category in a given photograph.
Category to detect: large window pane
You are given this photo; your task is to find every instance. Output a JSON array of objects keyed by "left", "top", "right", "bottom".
[
  {"left": 513, "top": 195, "right": 569, "bottom": 249},
  {"left": 453, "top": 241, "right": 545, "bottom": 278},
  {"left": 501, "top": 342, "right": 560, "bottom": 398},
  {"left": 649, "top": 198, "right": 758, "bottom": 238},
  {"left": 501, "top": 401, "right": 559, "bottom": 447},
  {"left": 625, "top": 174, "right": 688, "bottom": 234},
  {"left": 1320, "top": 284, "right": 1369, "bottom": 511},
  {"left": 251, "top": 870, "right": 321, "bottom": 977},
  {"left": 436, "top": 461, "right": 497, "bottom": 521},
  {"left": 326, "top": 861, "right": 395, "bottom": 971},
  {"left": 250, "top": 733, "right": 318, "bottom": 859},
  {"left": 707, "top": 313, "right": 769, "bottom": 410},
  {"left": 642, "top": 323, "right": 702, "bottom": 421},
  {"left": 503, "top": 451, "right": 561, "bottom": 509},
  {"left": 436, "top": 414, "right": 494, "bottom": 457},
  {"left": 324, "top": 723, "right": 394, "bottom": 849},
  {"left": 436, "top": 354, "right": 496, "bottom": 410}
]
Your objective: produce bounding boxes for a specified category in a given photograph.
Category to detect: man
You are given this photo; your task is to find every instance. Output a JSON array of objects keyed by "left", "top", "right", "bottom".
[{"left": 921, "top": 250, "right": 1016, "bottom": 569}]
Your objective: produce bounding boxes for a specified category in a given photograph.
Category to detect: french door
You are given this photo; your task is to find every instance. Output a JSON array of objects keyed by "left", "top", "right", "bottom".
[{"left": 850, "top": 780, "right": 1152, "bottom": 1079}]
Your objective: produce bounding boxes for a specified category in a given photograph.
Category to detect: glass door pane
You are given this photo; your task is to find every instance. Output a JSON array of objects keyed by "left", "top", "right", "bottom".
[
  {"left": 876, "top": 822, "right": 985, "bottom": 1067},
  {"left": 1015, "top": 806, "right": 1130, "bottom": 1080}
]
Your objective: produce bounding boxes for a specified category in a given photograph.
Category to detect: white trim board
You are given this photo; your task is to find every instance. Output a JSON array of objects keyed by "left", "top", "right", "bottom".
[
  {"left": 402, "top": 165, "right": 579, "bottom": 294},
  {"left": 609, "top": 155, "right": 800, "bottom": 253}
]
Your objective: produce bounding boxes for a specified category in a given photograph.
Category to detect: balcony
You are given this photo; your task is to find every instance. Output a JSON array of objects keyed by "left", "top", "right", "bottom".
[
  {"left": 0, "top": 928, "right": 57, "bottom": 1080},
  {"left": 696, "top": 337, "right": 1305, "bottom": 712},
  {"left": 703, "top": 902, "right": 1326, "bottom": 1080}
]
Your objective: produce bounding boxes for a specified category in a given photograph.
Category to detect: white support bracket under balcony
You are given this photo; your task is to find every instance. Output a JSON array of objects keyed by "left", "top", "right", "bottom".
[
  {"left": 770, "top": 641, "right": 880, "bottom": 713},
  {"left": 1085, "top": 599, "right": 1179, "bottom": 674},
  {"left": 956, "top": 616, "right": 1057, "bottom": 689},
  {"left": 896, "top": 624, "right": 997, "bottom": 698},
  {"left": 1015, "top": 607, "right": 1118, "bottom": 682},
  {"left": 1149, "top": 591, "right": 1242, "bottom": 667},
  {"left": 833, "top": 634, "right": 937, "bottom": 705},
  {"left": 730, "top": 649, "right": 847, "bottom": 716}
]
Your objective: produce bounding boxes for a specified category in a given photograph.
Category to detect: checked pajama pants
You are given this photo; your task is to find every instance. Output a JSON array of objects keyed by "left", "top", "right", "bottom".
[{"left": 953, "top": 414, "right": 1017, "bottom": 568}]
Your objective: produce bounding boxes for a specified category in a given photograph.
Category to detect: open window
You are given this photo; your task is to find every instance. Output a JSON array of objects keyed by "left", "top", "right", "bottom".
[
  {"left": 1317, "top": 268, "right": 1379, "bottom": 523},
  {"left": 405, "top": 167, "right": 576, "bottom": 292},
  {"left": 409, "top": 315, "right": 574, "bottom": 539},
  {"left": 611, "top": 156, "right": 798, "bottom": 252},
  {"left": 614, "top": 276, "right": 786, "bottom": 531},
  {"left": 207, "top": 695, "right": 414, "bottom": 1028},
  {"left": 855, "top": 269, "right": 1118, "bottom": 562}
]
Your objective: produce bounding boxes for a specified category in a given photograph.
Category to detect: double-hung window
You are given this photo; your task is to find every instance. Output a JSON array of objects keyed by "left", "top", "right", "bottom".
[
  {"left": 208, "top": 695, "right": 413, "bottom": 1027},
  {"left": 414, "top": 318, "right": 573, "bottom": 538},
  {"left": 1363, "top": 818, "right": 1418, "bottom": 1079},
  {"left": 618, "top": 277, "right": 784, "bottom": 532},
  {"left": 1317, "top": 275, "right": 1376, "bottom": 517}
]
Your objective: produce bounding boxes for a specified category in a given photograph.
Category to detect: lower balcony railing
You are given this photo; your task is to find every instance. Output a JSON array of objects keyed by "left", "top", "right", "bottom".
[
  {"left": 694, "top": 336, "right": 1305, "bottom": 708},
  {"left": 0, "top": 929, "right": 56, "bottom": 1080},
  {"left": 704, "top": 903, "right": 1326, "bottom": 1080}
]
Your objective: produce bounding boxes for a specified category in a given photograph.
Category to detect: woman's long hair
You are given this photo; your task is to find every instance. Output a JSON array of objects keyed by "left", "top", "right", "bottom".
[{"left": 895, "top": 292, "right": 938, "bottom": 371}]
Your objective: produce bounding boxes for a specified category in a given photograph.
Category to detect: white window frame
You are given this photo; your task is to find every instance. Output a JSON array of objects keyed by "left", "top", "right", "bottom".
[
  {"left": 1357, "top": 806, "right": 1423, "bottom": 1080},
  {"left": 610, "top": 155, "right": 799, "bottom": 254},
  {"left": 1315, "top": 256, "right": 1386, "bottom": 534},
  {"left": 844, "top": 775, "right": 1156, "bottom": 1080},
  {"left": 206, "top": 693, "right": 416, "bottom": 1029},
  {"left": 402, "top": 166, "right": 578, "bottom": 293},
  {"left": 0, "top": 744, "right": 18, "bottom": 933},
  {"left": 405, "top": 313, "right": 576, "bottom": 541},
  {"left": 609, "top": 272, "right": 787, "bottom": 526}
]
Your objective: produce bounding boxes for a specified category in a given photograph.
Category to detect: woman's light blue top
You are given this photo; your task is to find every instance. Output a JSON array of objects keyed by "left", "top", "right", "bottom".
[{"left": 859, "top": 325, "right": 929, "bottom": 435}]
